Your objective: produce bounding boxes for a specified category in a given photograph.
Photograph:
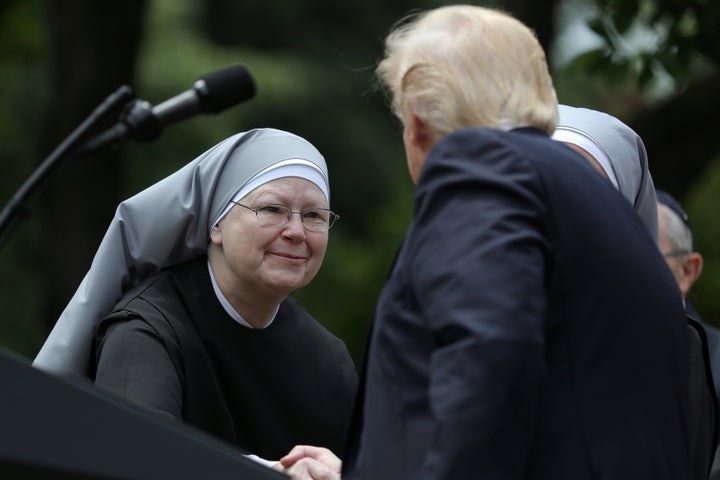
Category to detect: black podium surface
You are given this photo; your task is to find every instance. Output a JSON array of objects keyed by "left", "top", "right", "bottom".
[{"left": 0, "top": 347, "right": 286, "bottom": 479}]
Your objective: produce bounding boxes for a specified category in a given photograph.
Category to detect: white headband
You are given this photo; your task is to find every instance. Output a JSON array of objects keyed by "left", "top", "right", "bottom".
[
  {"left": 552, "top": 128, "right": 620, "bottom": 190},
  {"left": 212, "top": 159, "right": 330, "bottom": 228}
]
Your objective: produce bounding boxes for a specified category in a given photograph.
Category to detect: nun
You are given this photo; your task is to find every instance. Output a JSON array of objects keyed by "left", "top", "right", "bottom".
[
  {"left": 33, "top": 128, "right": 358, "bottom": 464},
  {"left": 555, "top": 106, "right": 719, "bottom": 478},
  {"left": 552, "top": 104, "right": 659, "bottom": 242}
]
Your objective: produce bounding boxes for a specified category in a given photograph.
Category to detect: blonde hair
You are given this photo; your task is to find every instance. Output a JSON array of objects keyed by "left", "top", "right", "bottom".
[{"left": 376, "top": 5, "right": 558, "bottom": 138}]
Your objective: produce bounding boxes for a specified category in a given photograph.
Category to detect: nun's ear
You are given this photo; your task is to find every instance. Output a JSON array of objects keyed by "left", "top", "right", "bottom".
[{"left": 210, "top": 224, "right": 223, "bottom": 246}]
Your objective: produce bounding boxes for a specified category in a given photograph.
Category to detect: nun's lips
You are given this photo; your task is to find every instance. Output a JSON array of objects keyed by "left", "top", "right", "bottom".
[{"left": 268, "top": 251, "right": 308, "bottom": 263}]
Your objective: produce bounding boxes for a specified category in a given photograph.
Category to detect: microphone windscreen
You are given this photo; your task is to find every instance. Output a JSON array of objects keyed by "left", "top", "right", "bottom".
[{"left": 198, "top": 64, "right": 256, "bottom": 113}]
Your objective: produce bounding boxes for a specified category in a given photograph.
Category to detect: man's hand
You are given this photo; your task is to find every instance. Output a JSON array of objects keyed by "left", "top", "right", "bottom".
[{"left": 272, "top": 445, "right": 341, "bottom": 480}]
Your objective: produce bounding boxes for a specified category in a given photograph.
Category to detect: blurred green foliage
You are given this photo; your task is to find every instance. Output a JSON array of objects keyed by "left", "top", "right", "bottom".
[
  {"left": 687, "top": 160, "right": 720, "bottom": 325},
  {"left": 0, "top": 1, "right": 50, "bottom": 356},
  {"left": 569, "top": 0, "right": 718, "bottom": 98}
]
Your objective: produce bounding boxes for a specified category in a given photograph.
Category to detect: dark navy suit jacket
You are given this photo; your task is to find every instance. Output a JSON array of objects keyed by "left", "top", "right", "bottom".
[
  {"left": 687, "top": 302, "right": 720, "bottom": 479},
  {"left": 343, "top": 127, "right": 690, "bottom": 479},
  {"left": 687, "top": 301, "right": 720, "bottom": 399}
]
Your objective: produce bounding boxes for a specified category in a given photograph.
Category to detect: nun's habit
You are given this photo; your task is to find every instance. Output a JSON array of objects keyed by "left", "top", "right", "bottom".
[
  {"left": 34, "top": 128, "right": 358, "bottom": 459},
  {"left": 552, "top": 104, "right": 658, "bottom": 243},
  {"left": 33, "top": 128, "right": 332, "bottom": 376}
]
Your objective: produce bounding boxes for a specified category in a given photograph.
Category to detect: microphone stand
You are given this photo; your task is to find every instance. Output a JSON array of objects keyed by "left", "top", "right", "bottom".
[{"left": 0, "top": 85, "right": 136, "bottom": 251}]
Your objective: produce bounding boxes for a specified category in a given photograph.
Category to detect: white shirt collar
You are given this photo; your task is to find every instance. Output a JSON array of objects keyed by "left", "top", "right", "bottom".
[{"left": 207, "top": 260, "right": 277, "bottom": 329}]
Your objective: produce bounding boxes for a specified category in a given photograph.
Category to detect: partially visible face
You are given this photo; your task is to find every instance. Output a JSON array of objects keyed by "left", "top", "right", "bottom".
[
  {"left": 210, "top": 177, "right": 329, "bottom": 299},
  {"left": 657, "top": 204, "right": 686, "bottom": 295}
]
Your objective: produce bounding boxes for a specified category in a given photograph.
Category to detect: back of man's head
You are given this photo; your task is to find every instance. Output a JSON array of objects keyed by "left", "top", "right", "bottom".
[{"left": 375, "top": 5, "right": 558, "bottom": 139}]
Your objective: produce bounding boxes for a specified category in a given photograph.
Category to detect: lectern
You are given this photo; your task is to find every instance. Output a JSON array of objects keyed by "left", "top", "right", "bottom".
[{"left": 0, "top": 348, "right": 286, "bottom": 479}]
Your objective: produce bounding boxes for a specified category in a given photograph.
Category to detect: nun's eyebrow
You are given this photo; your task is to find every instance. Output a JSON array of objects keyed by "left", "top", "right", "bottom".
[{"left": 246, "top": 185, "right": 327, "bottom": 208}]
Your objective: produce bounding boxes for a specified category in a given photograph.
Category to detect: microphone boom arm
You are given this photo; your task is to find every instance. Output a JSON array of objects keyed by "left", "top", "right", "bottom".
[{"left": 0, "top": 85, "right": 136, "bottom": 251}]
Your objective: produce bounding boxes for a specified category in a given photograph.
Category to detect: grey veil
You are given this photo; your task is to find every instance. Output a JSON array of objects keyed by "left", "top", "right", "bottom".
[
  {"left": 553, "top": 104, "right": 658, "bottom": 242},
  {"left": 33, "top": 128, "right": 329, "bottom": 376}
]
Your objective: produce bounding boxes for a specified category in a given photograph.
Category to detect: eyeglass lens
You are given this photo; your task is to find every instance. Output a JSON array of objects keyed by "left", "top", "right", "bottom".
[{"left": 255, "top": 204, "right": 337, "bottom": 231}]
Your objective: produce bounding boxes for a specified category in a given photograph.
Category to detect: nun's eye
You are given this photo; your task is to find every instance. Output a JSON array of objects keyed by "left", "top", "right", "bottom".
[{"left": 258, "top": 205, "right": 289, "bottom": 217}]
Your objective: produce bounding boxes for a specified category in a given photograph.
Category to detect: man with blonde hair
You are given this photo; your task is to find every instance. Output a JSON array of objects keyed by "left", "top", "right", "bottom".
[{"left": 279, "top": 5, "right": 689, "bottom": 479}]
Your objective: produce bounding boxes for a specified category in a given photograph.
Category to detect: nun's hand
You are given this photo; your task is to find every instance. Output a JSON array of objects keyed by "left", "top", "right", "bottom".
[{"left": 273, "top": 445, "right": 341, "bottom": 480}]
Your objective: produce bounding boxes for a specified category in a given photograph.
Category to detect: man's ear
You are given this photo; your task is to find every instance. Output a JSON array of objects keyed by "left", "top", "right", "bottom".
[
  {"left": 407, "top": 113, "right": 434, "bottom": 151},
  {"left": 680, "top": 252, "right": 703, "bottom": 295}
]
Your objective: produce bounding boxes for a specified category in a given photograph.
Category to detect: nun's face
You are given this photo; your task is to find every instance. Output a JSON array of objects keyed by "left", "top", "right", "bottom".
[{"left": 210, "top": 177, "right": 329, "bottom": 303}]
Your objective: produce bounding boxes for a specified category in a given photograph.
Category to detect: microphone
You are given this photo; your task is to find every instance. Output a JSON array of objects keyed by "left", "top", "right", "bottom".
[{"left": 77, "top": 64, "right": 256, "bottom": 155}]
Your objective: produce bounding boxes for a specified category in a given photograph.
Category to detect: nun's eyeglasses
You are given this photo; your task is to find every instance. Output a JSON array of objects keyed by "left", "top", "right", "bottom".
[{"left": 232, "top": 203, "right": 339, "bottom": 232}]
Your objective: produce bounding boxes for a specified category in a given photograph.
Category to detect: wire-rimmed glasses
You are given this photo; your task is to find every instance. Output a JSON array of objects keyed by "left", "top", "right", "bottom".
[
  {"left": 663, "top": 249, "right": 690, "bottom": 258},
  {"left": 233, "top": 202, "right": 339, "bottom": 232}
]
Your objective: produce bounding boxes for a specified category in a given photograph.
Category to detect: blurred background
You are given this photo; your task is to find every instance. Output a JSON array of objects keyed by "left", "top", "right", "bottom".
[{"left": 0, "top": 0, "right": 718, "bottom": 367}]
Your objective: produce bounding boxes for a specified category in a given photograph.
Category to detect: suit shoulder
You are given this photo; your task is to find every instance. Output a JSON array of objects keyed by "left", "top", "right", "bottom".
[
  {"left": 433, "top": 127, "right": 570, "bottom": 169},
  {"left": 421, "top": 127, "right": 558, "bottom": 198}
]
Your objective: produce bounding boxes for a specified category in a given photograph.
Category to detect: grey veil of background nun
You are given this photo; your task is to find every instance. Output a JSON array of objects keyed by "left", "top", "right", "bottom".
[
  {"left": 552, "top": 104, "right": 659, "bottom": 243},
  {"left": 33, "top": 128, "right": 330, "bottom": 376}
]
